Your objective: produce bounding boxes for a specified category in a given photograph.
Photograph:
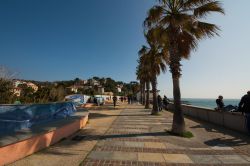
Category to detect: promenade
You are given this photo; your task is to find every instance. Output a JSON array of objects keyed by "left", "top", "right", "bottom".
[{"left": 12, "top": 103, "right": 250, "bottom": 166}]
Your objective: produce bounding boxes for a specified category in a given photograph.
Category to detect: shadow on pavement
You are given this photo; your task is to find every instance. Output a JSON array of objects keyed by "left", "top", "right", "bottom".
[
  {"left": 204, "top": 137, "right": 250, "bottom": 147},
  {"left": 89, "top": 113, "right": 160, "bottom": 119},
  {"left": 73, "top": 131, "right": 169, "bottom": 141}
]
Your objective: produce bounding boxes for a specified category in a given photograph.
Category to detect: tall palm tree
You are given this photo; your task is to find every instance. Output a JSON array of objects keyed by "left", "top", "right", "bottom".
[
  {"left": 145, "top": 81, "right": 150, "bottom": 109},
  {"left": 142, "top": 31, "right": 168, "bottom": 115},
  {"left": 137, "top": 46, "right": 151, "bottom": 109},
  {"left": 145, "top": 0, "right": 224, "bottom": 134},
  {"left": 136, "top": 63, "right": 146, "bottom": 105}
]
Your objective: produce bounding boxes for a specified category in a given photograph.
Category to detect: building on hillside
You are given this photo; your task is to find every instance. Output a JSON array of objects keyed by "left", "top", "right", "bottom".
[
  {"left": 82, "top": 85, "right": 92, "bottom": 90},
  {"left": 89, "top": 79, "right": 100, "bottom": 86},
  {"left": 75, "top": 79, "right": 87, "bottom": 86},
  {"left": 82, "top": 80, "right": 88, "bottom": 85},
  {"left": 26, "top": 82, "right": 38, "bottom": 92},
  {"left": 97, "top": 86, "right": 104, "bottom": 94},
  {"left": 13, "top": 87, "right": 21, "bottom": 97},
  {"left": 13, "top": 80, "right": 24, "bottom": 87},
  {"left": 66, "top": 85, "right": 84, "bottom": 93},
  {"left": 13, "top": 80, "right": 39, "bottom": 93},
  {"left": 117, "top": 85, "right": 123, "bottom": 93}
]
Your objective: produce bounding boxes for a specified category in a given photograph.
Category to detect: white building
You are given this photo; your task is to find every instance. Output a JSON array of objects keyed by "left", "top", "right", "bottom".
[
  {"left": 117, "top": 85, "right": 123, "bottom": 93},
  {"left": 66, "top": 85, "right": 84, "bottom": 93},
  {"left": 13, "top": 80, "right": 39, "bottom": 93}
]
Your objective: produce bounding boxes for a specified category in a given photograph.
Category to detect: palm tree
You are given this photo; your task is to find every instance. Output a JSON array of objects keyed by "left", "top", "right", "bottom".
[
  {"left": 145, "top": 0, "right": 224, "bottom": 134},
  {"left": 136, "top": 64, "right": 146, "bottom": 105},
  {"left": 141, "top": 31, "right": 168, "bottom": 115},
  {"left": 145, "top": 81, "right": 150, "bottom": 109},
  {"left": 137, "top": 47, "right": 150, "bottom": 109}
]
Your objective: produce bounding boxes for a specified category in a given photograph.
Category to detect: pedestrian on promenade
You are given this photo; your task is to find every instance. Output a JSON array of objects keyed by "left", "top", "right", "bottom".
[
  {"left": 127, "top": 96, "right": 131, "bottom": 104},
  {"left": 216, "top": 95, "right": 225, "bottom": 111},
  {"left": 158, "top": 95, "right": 163, "bottom": 112},
  {"left": 113, "top": 95, "right": 117, "bottom": 108},
  {"left": 238, "top": 91, "right": 250, "bottom": 133},
  {"left": 163, "top": 95, "right": 170, "bottom": 110}
]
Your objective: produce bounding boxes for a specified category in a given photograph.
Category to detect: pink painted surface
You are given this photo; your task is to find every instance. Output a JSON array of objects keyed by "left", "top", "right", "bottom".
[
  {"left": 82, "top": 103, "right": 95, "bottom": 108},
  {"left": 0, "top": 115, "right": 88, "bottom": 165}
]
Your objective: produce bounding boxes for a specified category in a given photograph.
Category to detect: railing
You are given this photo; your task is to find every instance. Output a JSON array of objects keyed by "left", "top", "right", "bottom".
[{"left": 168, "top": 103, "right": 248, "bottom": 134}]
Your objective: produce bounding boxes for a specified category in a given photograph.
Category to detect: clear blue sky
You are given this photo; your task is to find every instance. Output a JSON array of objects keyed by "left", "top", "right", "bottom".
[{"left": 0, "top": 0, "right": 249, "bottom": 99}]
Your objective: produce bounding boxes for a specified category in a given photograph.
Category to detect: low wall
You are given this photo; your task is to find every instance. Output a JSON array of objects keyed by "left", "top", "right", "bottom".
[
  {"left": 0, "top": 102, "right": 77, "bottom": 135},
  {"left": 0, "top": 112, "right": 88, "bottom": 165},
  {"left": 168, "top": 103, "right": 248, "bottom": 134},
  {"left": 82, "top": 103, "right": 95, "bottom": 108}
]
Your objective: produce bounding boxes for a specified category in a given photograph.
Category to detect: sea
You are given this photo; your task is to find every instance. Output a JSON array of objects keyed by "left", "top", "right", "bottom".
[{"left": 181, "top": 98, "right": 240, "bottom": 109}]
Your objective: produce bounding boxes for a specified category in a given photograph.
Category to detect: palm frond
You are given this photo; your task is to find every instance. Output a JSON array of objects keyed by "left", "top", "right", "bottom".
[
  {"left": 194, "top": 1, "right": 225, "bottom": 18},
  {"left": 183, "top": 0, "right": 213, "bottom": 8},
  {"left": 144, "top": 6, "right": 164, "bottom": 28}
]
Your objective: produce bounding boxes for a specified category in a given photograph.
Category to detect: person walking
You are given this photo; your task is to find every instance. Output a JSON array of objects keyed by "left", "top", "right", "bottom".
[
  {"left": 238, "top": 91, "right": 250, "bottom": 133},
  {"left": 113, "top": 95, "right": 117, "bottom": 108},
  {"left": 157, "top": 95, "right": 163, "bottom": 112},
  {"left": 163, "top": 95, "right": 170, "bottom": 110},
  {"left": 127, "top": 96, "right": 131, "bottom": 104}
]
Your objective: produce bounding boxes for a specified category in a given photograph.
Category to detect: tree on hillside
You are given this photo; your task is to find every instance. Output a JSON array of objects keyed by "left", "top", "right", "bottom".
[
  {"left": 0, "top": 66, "right": 17, "bottom": 104},
  {"left": 104, "top": 78, "right": 118, "bottom": 94},
  {"left": 145, "top": 0, "right": 224, "bottom": 134},
  {"left": 18, "top": 84, "right": 35, "bottom": 103},
  {"left": 57, "top": 85, "right": 66, "bottom": 101},
  {"left": 0, "top": 79, "right": 14, "bottom": 104},
  {"left": 33, "top": 86, "right": 51, "bottom": 103}
]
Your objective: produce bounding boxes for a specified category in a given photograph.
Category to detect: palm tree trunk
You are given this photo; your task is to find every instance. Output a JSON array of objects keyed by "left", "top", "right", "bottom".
[
  {"left": 140, "top": 81, "right": 143, "bottom": 104},
  {"left": 145, "top": 81, "right": 150, "bottom": 109},
  {"left": 142, "top": 82, "right": 146, "bottom": 105},
  {"left": 151, "top": 75, "right": 158, "bottom": 115},
  {"left": 171, "top": 74, "right": 185, "bottom": 134},
  {"left": 168, "top": 28, "right": 185, "bottom": 134}
]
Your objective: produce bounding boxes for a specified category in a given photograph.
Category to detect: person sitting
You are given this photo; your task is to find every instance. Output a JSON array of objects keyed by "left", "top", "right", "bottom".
[
  {"left": 215, "top": 95, "right": 237, "bottom": 112},
  {"left": 216, "top": 95, "right": 224, "bottom": 111}
]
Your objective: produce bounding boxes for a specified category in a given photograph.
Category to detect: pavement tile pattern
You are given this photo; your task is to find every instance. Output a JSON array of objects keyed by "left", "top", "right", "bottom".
[{"left": 82, "top": 104, "right": 250, "bottom": 166}]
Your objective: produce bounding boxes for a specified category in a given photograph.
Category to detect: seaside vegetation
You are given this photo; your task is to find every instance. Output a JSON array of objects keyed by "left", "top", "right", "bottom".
[{"left": 137, "top": 0, "right": 224, "bottom": 135}]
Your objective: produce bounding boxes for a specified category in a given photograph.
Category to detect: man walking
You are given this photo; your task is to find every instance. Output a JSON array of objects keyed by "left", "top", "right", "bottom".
[
  {"left": 113, "top": 95, "right": 117, "bottom": 108},
  {"left": 157, "top": 95, "right": 163, "bottom": 112},
  {"left": 239, "top": 91, "right": 250, "bottom": 133}
]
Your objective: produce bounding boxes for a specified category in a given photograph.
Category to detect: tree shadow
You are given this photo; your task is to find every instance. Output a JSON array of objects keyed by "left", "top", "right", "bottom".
[
  {"left": 189, "top": 122, "right": 250, "bottom": 147},
  {"left": 204, "top": 137, "right": 250, "bottom": 147},
  {"left": 190, "top": 124, "right": 216, "bottom": 133},
  {"left": 88, "top": 113, "right": 160, "bottom": 119},
  {"left": 67, "top": 131, "right": 169, "bottom": 143},
  {"left": 187, "top": 116, "right": 248, "bottom": 137}
]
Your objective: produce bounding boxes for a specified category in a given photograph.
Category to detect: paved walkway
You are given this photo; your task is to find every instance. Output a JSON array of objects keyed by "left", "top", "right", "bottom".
[
  {"left": 82, "top": 104, "right": 250, "bottom": 166},
  {"left": 11, "top": 104, "right": 124, "bottom": 166},
  {"left": 12, "top": 103, "right": 250, "bottom": 166}
]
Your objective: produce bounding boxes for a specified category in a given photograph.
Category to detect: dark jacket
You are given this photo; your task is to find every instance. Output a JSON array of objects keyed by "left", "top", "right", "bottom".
[
  {"left": 113, "top": 96, "right": 117, "bottom": 102},
  {"left": 216, "top": 99, "right": 224, "bottom": 109},
  {"left": 239, "top": 94, "right": 250, "bottom": 113}
]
